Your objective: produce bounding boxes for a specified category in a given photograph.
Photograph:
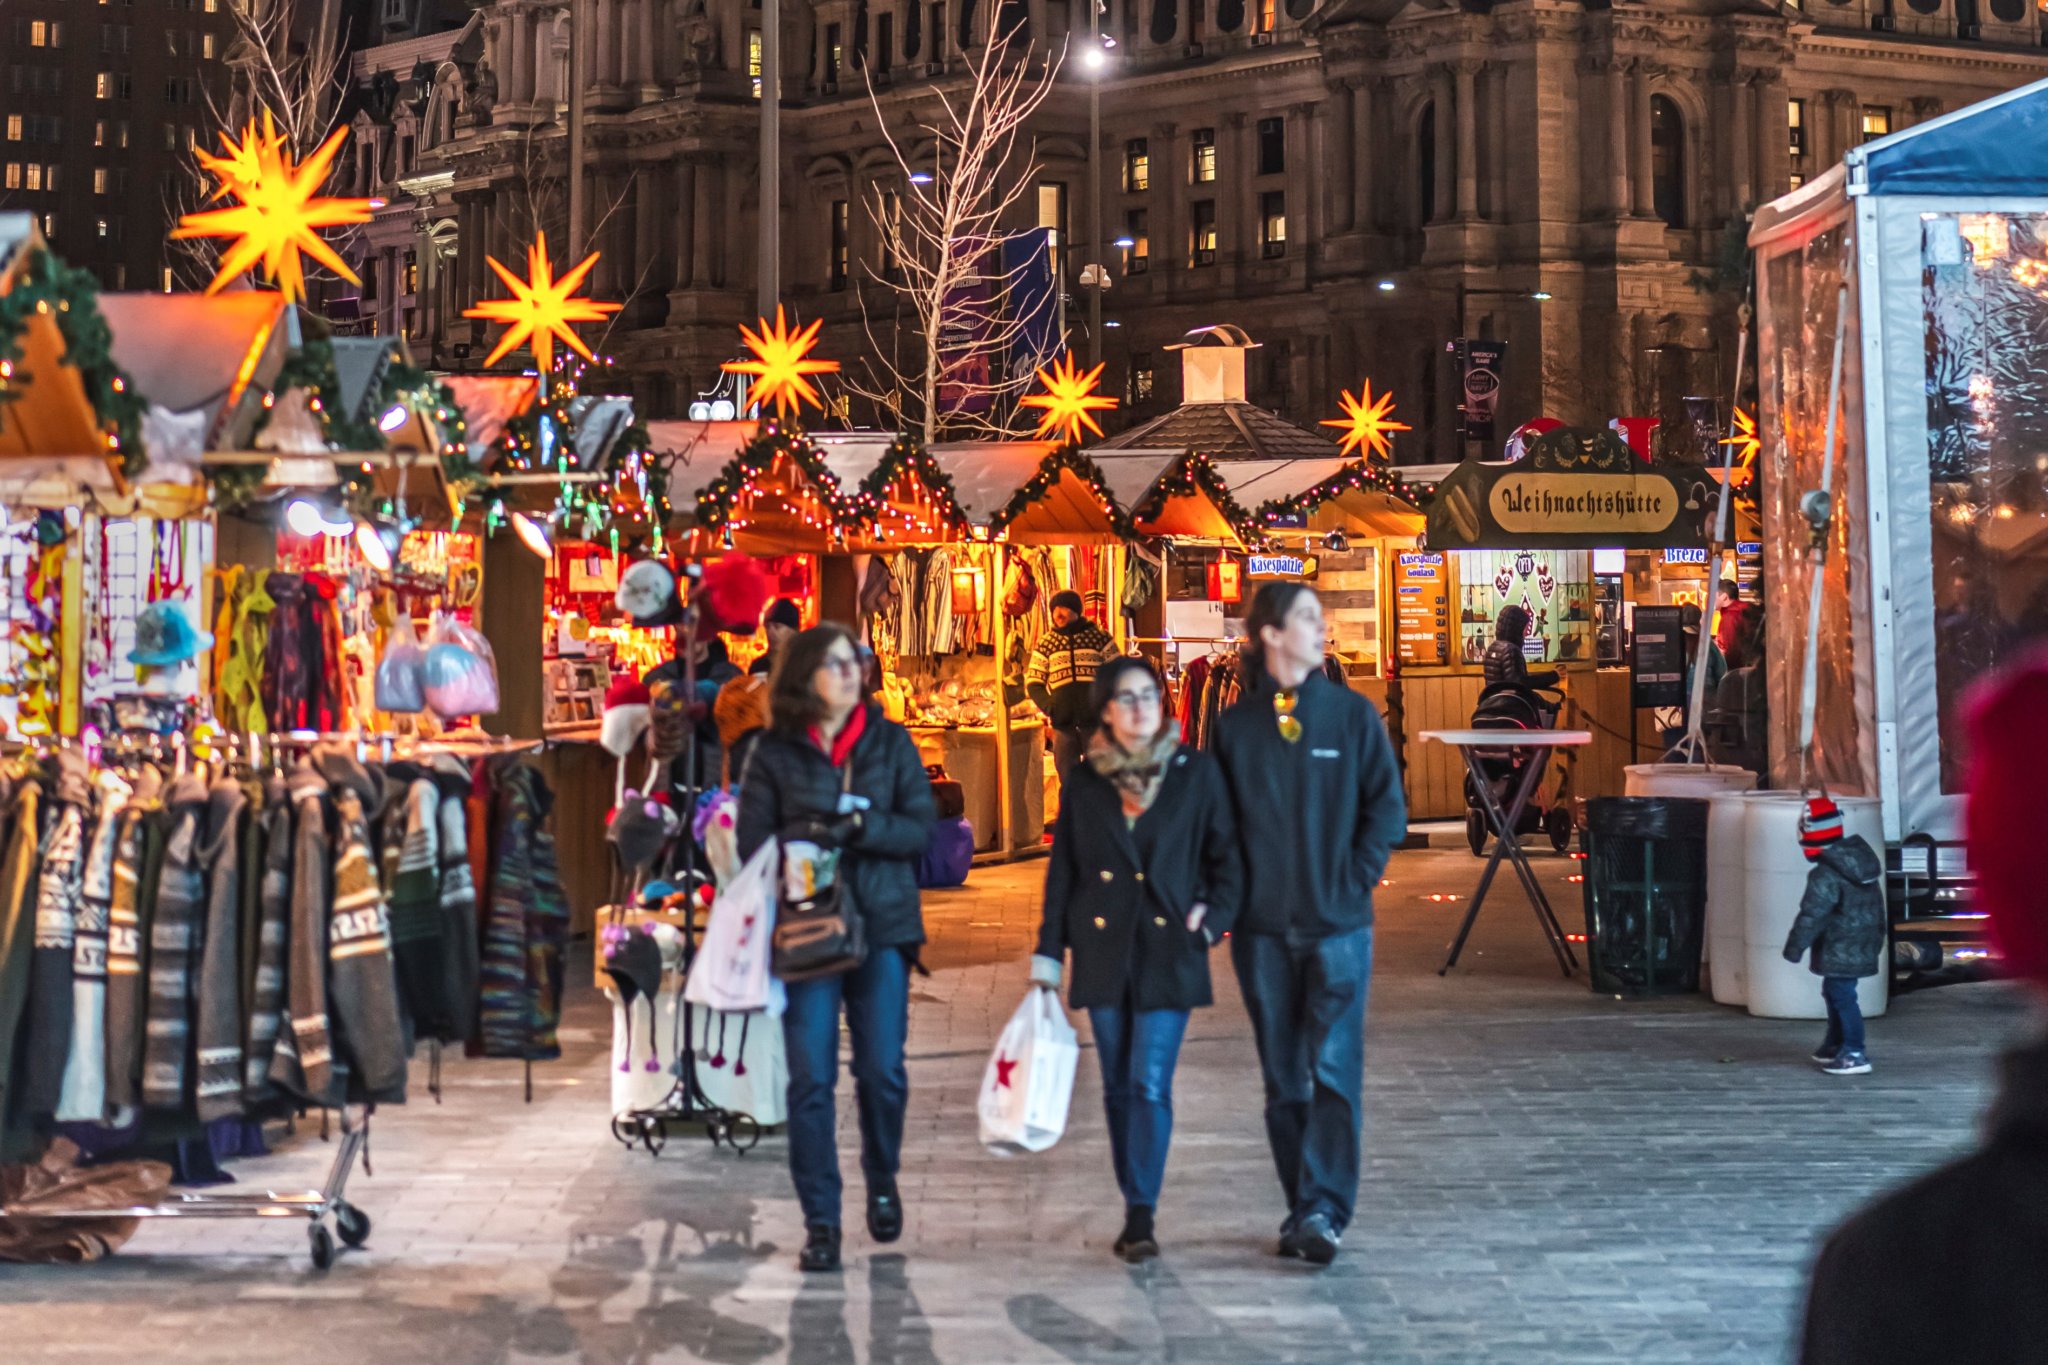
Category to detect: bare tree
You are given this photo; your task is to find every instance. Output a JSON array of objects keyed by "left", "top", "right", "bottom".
[{"left": 850, "top": 23, "right": 1067, "bottom": 443}]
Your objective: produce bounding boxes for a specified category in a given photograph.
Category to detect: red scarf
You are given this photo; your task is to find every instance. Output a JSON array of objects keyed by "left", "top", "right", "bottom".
[{"left": 810, "top": 704, "right": 868, "bottom": 768}]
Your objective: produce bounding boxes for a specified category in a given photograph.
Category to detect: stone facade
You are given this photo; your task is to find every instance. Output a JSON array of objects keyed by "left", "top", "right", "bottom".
[{"left": 339, "top": 0, "right": 2048, "bottom": 459}]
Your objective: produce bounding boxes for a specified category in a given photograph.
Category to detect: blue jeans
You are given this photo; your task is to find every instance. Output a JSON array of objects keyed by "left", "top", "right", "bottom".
[
  {"left": 1230, "top": 927, "right": 1372, "bottom": 1233},
  {"left": 781, "top": 947, "right": 911, "bottom": 1228},
  {"left": 1086, "top": 1005, "right": 1190, "bottom": 1212},
  {"left": 1820, "top": 975, "right": 1866, "bottom": 1056}
]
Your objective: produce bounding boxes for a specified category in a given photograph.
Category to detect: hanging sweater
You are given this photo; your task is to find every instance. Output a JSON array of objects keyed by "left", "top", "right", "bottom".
[
  {"left": 270, "top": 761, "right": 336, "bottom": 1105},
  {"left": 478, "top": 762, "right": 569, "bottom": 1061},
  {"left": 387, "top": 774, "right": 450, "bottom": 1044},
  {"left": 242, "top": 774, "right": 293, "bottom": 1107},
  {"left": 434, "top": 762, "right": 481, "bottom": 1047},
  {"left": 101, "top": 769, "right": 160, "bottom": 1116},
  {"left": 56, "top": 769, "right": 132, "bottom": 1123},
  {"left": 20, "top": 750, "right": 91, "bottom": 1119},
  {"left": 0, "top": 776, "right": 44, "bottom": 1158},
  {"left": 193, "top": 778, "right": 247, "bottom": 1121},
  {"left": 320, "top": 751, "right": 407, "bottom": 1104},
  {"left": 141, "top": 773, "right": 210, "bottom": 1113}
]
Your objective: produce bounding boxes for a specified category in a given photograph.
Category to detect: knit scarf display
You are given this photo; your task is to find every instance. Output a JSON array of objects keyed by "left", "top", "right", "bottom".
[{"left": 1086, "top": 726, "right": 1181, "bottom": 823}]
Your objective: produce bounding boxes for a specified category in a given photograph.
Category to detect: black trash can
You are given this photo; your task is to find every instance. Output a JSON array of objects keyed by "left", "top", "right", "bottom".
[{"left": 1580, "top": 796, "right": 1710, "bottom": 997}]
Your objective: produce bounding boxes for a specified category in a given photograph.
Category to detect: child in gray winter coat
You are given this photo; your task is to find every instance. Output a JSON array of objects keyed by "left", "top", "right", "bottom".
[{"left": 1783, "top": 796, "right": 1887, "bottom": 1076}]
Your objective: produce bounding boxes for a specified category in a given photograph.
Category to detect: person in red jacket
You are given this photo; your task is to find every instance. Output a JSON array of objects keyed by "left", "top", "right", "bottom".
[{"left": 1713, "top": 579, "right": 1757, "bottom": 668}]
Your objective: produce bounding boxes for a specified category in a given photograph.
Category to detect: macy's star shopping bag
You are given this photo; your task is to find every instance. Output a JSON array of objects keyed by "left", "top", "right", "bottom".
[
  {"left": 978, "top": 988, "right": 1079, "bottom": 1155},
  {"left": 684, "top": 837, "right": 782, "bottom": 1016}
]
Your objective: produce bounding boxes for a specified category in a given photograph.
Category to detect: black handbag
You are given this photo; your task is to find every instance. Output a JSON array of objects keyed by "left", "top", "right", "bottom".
[
  {"left": 925, "top": 763, "right": 966, "bottom": 821},
  {"left": 770, "top": 754, "right": 868, "bottom": 982}
]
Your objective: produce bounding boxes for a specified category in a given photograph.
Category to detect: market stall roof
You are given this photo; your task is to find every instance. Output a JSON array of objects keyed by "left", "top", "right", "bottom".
[
  {"left": 1096, "top": 400, "right": 1342, "bottom": 462},
  {"left": 99, "top": 291, "right": 296, "bottom": 457},
  {"left": 0, "top": 216, "right": 117, "bottom": 474},
  {"left": 444, "top": 373, "right": 539, "bottom": 459},
  {"left": 1091, "top": 448, "right": 1252, "bottom": 544},
  {"left": 641, "top": 419, "right": 762, "bottom": 511},
  {"left": 1213, "top": 457, "right": 1424, "bottom": 538},
  {"left": 927, "top": 441, "right": 1128, "bottom": 544},
  {"left": 810, "top": 432, "right": 969, "bottom": 548}
]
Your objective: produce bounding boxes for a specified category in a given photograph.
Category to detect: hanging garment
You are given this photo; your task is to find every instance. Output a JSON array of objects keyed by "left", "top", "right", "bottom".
[
  {"left": 192, "top": 778, "right": 247, "bottom": 1122},
  {"left": 217, "top": 569, "right": 275, "bottom": 733},
  {"left": 56, "top": 769, "right": 132, "bottom": 1123},
  {"left": 433, "top": 759, "right": 481, "bottom": 1047},
  {"left": 101, "top": 769, "right": 160, "bottom": 1117},
  {"left": 20, "top": 750, "right": 90, "bottom": 1119},
  {"left": 386, "top": 774, "right": 451, "bottom": 1045},
  {"left": 318, "top": 750, "right": 407, "bottom": 1104},
  {"left": 269, "top": 760, "right": 336, "bottom": 1105},
  {"left": 478, "top": 763, "right": 570, "bottom": 1062},
  {"left": 262, "top": 574, "right": 343, "bottom": 733},
  {"left": 141, "top": 773, "right": 209, "bottom": 1113},
  {"left": 0, "top": 775, "right": 44, "bottom": 1157},
  {"left": 241, "top": 775, "right": 292, "bottom": 1108}
]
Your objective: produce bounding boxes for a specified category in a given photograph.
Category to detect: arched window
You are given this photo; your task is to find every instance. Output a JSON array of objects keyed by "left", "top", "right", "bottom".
[
  {"left": 1650, "top": 95, "right": 1685, "bottom": 229},
  {"left": 1417, "top": 102, "right": 1437, "bottom": 226}
]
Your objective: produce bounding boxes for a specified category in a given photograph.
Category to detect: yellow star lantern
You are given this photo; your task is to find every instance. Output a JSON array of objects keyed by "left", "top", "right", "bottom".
[
  {"left": 171, "top": 115, "right": 375, "bottom": 305},
  {"left": 1322, "top": 380, "right": 1411, "bottom": 460},
  {"left": 1020, "top": 353, "right": 1117, "bottom": 445},
  {"left": 462, "top": 231, "right": 622, "bottom": 372},
  {"left": 1719, "top": 406, "right": 1760, "bottom": 482},
  {"left": 723, "top": 307, "right": 841, "bottom": 420}
]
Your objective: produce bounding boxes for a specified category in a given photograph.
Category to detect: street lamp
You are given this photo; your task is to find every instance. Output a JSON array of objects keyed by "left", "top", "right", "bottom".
[{"left": 1083, "top": 20, "right": 1114, "bottom": 366}]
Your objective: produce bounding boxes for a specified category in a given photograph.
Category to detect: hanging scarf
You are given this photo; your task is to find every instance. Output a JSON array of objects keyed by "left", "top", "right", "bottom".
[{"left": 1085, "top": 725, "right": 1180, "bottom": 824}]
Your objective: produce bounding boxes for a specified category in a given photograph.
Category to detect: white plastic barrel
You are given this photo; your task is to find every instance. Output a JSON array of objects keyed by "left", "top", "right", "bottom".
[
  {"left": 1705, "top": 792, "right": 1752, "bottom": 1006},
  {"left": 1744, "top": 793, "right": 1888, "bottom": 1020},
  {"left": 1624, "top": 763, "right": 1759, "bottom": 800}
]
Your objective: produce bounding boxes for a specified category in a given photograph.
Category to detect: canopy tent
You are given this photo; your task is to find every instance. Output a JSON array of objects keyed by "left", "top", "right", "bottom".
[{"left": 1747, "top": 72, "right": 2048, "bottom": 844}]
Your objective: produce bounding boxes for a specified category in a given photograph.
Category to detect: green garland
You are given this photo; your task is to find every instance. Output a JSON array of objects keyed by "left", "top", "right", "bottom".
[
  {"left": 1132, "top": 450, "right": 1262, "bottom": 544},
  {"left": 694, "top": 419, "right": 853, "bottom": 534},
  {"left": 988, "top": 444, "right": 1134, "bottom": 540},
  {"left": 1252, "top": 458, "right": 1427, "bottom": 526},
  {"left": 847, "top": 432, "right": 969, "bottom": 533},
  {"left": 0, "top": 243, "right": 148, "bottom": 477}
]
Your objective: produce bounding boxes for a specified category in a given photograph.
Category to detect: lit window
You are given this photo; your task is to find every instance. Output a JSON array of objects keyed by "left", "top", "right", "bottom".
[
  {"left": 4, "top": 116, "right": 20, "bottom": 142},
  {"left": 1252, "top": 0, "right": 1274, "bottom": 31},
  {"left": 749, "top": 30, "right": 763, "bottom": 99},
  {"left": 1788, "top": 98, "right": 1806, "bottom": 159},
  {"left": 829, "top": 199, "right": 849, "bottom": 290},
  {"left": 2, "top": 164, "right": 19, "bottom": 190},
  {"left": 1190, "top": 200, "right": 1216, "bottom": 266},
  {"left": 95, "top": 217, "right": 110, "bottom": 238},
  {"left": 94, "top": 168, "right": 108, "bottom": 194},
  {"left": 1124, "top": 138, "right": 1148, "bottom": 193},
  {"left": 1123, "top": 209, "right": 1148, "bottom": 275},
  {"left": 203, "top": 32, "right": 214, "bottom": 57},
  {"left": 24, "top": 164, "right": 41, "bottom": 191},
  {"left": 1125, "top": 357, "right": 1154, "bottom": 404},
  {"left": 1260, "top": 190, "right": 1286, "bottom": 258},
  {"left": 96, "top": 71, "right": 113, "bottom": 99},
  {"left": 825, "top": 22, "right": 842, "bottom": 86},
  {"left": 161, "top": 266, "right": 173, "bottom": 292},
  {"left": 1862, "top": 106, "right": 1891, "bottom": 141},
  {"left": 1192, "top": 128, "right": 1216, "bottom": 183},
  {"left": 92, "top": 119, "right": 106, "bottom": 147},
  {"left": 40, "top": 213, "right": 53, "bottom": 237}
]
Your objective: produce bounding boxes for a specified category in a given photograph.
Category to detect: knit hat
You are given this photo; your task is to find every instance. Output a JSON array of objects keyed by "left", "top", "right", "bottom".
[
  {"left": 1799, "top": 796, "right": 1843, "bottom": 861},
  {"left": 1049, "top": 589, "right": 1084, "bottom": 616},
  {"left": 608, "top": 790, "right": 679, "bottom": 871},
  {"left": 617, "top": 558, "right": 682, "bottom": 627},
  {"left": 764, "top": 597, "right": 802, "bottom": 632},
  {"left": 713, "top": 672, "right": 770, "bottom": 750},
  {"left": 1966, "top": 651, "right": 2048, "bottom": 986},
  {"left": 600, "top": 677, "right": 652, "bottom": 758}
]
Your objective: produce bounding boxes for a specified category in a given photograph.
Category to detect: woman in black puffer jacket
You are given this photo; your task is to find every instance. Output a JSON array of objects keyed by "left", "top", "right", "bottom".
[{"left": 736, "top": 623, "right": 934, "bottom": 1274}]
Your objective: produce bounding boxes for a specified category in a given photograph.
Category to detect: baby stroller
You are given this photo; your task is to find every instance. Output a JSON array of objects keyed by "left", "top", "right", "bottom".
[{"left": 1463, "top": 683, "right": 1576, "bottom": 856}]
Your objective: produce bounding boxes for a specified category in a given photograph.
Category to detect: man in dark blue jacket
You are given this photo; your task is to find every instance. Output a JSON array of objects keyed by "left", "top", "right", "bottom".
[{"left": 1213, "top": 582, "right": 1407, "bottom": 1266}]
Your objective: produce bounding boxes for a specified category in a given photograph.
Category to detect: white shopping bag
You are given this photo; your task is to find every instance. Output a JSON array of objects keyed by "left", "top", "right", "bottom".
[
  {"left": 978, "top": 988, "right": 1080, "bottom": 1155},
  {"left": 684, "top": 837, "right": 780, "bottom": 1015}
]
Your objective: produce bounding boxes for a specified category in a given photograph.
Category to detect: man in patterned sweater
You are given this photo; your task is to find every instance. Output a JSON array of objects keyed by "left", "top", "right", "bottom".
[{"left": 1026, "top": 590, "right": 1119, "bottom": 787}]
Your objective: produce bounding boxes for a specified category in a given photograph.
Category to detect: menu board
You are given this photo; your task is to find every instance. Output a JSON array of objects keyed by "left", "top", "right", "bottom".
[{"left": 1394, "top": 551, "right": 1450, "bottom": 667}]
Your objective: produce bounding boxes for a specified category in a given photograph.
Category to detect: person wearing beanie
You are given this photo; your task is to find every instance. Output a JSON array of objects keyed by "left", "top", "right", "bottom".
[
  {"left": 1026, "top": 590, "right": 1118, "bottom": 788},
  {"left": 1797, "top": 654, "right": 2048, "bottom": 1364},
  {"left": 1782, "top": 794, "right": 1885, "bottom": 1076},
  {"left": 749, "top": 599, "right": 804, "bottom": 677}
]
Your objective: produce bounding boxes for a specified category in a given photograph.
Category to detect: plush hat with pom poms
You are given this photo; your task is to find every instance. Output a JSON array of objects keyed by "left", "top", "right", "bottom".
[
  {"left": 600, "top": 677, "right": 652, "bottom": 759},
  {"left": 1967, "top": 650, "right": 2048, "bottom": 987},
  {"left": 696, "top": 554, "right": 773, "bottom": 635}
]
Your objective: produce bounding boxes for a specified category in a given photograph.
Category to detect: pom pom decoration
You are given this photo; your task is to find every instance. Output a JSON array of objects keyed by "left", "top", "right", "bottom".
[{"left": 696, "top": 554, "right": 773, "bottom": 635}]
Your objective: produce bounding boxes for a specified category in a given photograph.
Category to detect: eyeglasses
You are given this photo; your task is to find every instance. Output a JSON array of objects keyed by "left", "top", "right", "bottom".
[
  {"left": 1111, "top": 689, "right": 1161, "bottom": 709},
  {"left": 1273, "top": 688, "right": 1301, "bottom": 744},
  {"left": 819, "top": 655, "right": 863, "bottom": 677}
]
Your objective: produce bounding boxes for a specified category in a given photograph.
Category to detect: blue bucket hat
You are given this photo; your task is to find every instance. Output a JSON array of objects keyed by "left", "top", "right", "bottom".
[{"left": 128, "top": 602, "right": 215, "bottom": 666}]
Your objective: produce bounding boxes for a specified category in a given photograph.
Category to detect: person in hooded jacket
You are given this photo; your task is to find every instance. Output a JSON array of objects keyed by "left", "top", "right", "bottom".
[
  {"left": 1796, "top": 651, "right": 2048, "bottom": 1364},
  {"left": 736, "top": 623, "right": 935, "bottom": 1274},
  {"left": 1781, "top": 795, "right": 1886, "bottom": 1076},
  {"left": 1030, "top": 656, "right": 1242, "bottom": 1263},
  {"left": 1481, "top": 604, "right": 1559, "bottom": 697}
]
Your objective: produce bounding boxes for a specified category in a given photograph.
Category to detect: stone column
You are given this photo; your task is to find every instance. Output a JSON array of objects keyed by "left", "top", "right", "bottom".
[
  {"left": 636, "top": 162, "right": 666, "bottom": 292},
  {"left": 1229, "top": 112, "right": 1254, "bottom": 263},
  {"left": 674, "top": 158, "right": 698, "bottom": 289},
  {"left": 1454, "top": 60, "right": 1478, "bottom": 220},
  {"left": 1433, "top": 66, "right": 1456, "bottom": 223},
  {"left": 1606, "top": 57, "right": 1630, "bottom": 217},
  {"left": 639, "top": 0, "right": 659, "bottom": 87},
  {"left": 1730, "top": 71, "right": 1755, "bottom": 213},
  {"left": 1343, "top": 78, "right": 1369, "bottom": 234},
  {"left": 694, "top": 157, "right": 722, "bottom": 287},
  {"left": 1154, "top": 121, "right": 1182, "bottom": 273},
  {"left": 1300, "top": 99, "right": 1326, "bottom": 247},
  {"left": 1487, "top": 60, "right": 1507, "bottom": 222},
  {"left": 1756, "top": 72, "right": 1790, "bottom": 199},
  {"left": 1630, "top": 60, "right": 1655, "bottom": 218}
]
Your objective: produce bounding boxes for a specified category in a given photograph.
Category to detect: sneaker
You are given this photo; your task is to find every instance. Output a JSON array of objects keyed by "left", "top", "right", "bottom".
[
  {"left": 867, "top": 1187, "right": 903, "bottom": 1244},
  {"left": 1112, "top": 1206, "right": 1158, "bottom": 1264},
  {"left": 1281, "top": 1212, "right": 1341, "bottom": 1267},
  {"left": 1275, "top": 1213, "right": 1301, "bottom": 1259},
  {"left": 798, "top": 1223, "right": 842, "bottom": 1273},
  {"left": 1823, "top": 1051, "right": 1873, "bottom": 1077},
  {"left": 1811, "top": 1046, "right": 1840, "bottom": 1065}
]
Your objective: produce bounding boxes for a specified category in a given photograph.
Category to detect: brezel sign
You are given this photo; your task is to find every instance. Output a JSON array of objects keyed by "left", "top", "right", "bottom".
[{"left": 1424, "top": 426, "right": 1713, "bottom": 551}]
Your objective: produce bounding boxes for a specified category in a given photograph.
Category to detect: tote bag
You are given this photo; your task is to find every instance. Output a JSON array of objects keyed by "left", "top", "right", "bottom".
[
  {"left": 683, "top": 837, "right": 780, "bottom": 1015},
  {"left": 977, "top": 989, "right": 1080, "bottom": 1155}
]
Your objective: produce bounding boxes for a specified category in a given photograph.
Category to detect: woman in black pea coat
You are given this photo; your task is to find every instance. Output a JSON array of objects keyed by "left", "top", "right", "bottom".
[{"left": 1030, "top": 655, "right": 1242, "bottom": 1263}]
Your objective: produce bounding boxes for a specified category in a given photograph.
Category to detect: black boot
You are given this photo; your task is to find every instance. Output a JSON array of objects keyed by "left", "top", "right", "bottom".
[
  {"left": 867, "top": 1184, "right": 904, "bottom": 1244},
  {"left": 798, "top": 1223, "right": 842, "bottom": 1272},
  {"left": 1112, "top": 1205, "right": 1158, "bottom": 1263}
]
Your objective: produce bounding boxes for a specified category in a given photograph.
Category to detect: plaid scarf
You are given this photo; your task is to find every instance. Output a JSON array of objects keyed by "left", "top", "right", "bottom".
[{"left": 1085, "top": 726, "right": 1181, "bottom": 824}]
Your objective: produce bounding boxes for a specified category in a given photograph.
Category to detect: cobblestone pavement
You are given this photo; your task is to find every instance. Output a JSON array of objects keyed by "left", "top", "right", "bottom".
[{"left": 1, "top": 843, "right": 2031, "bottom": 1364}]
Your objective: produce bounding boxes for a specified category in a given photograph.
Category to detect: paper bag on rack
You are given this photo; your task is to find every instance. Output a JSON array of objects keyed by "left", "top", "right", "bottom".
[
  {"left": 683, "top": 837, "right": 780, "bottom": 1016},
  {"left": 977, "top": 989, "right": 1079, "bottom": 1155}
]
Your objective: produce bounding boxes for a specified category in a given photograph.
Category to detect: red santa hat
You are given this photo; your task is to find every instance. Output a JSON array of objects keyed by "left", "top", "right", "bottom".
[
  {"left": 1967, "top": 651, "right": 2048, "bottom": 986},
  {"left": 600, "top": 677, "right": 652, "bottom": 759}
]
